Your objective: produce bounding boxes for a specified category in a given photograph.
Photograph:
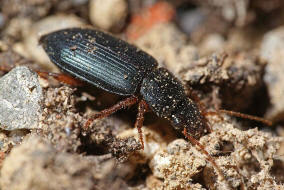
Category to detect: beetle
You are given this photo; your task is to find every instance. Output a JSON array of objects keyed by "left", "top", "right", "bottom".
[
  {"left": 39, "top": 28, "right": 270, "bottom": 186},
  {"left": 39, "top": 28, "right": 211, "bottom": 146}
]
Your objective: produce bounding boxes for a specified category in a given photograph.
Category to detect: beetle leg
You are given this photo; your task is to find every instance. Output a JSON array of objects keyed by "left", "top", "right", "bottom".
[
  {"left": 0, "top": 65, "right": 13, "bottom": 73},
  {"left": 84, "top": 96, "right": 139, "bottom": 129},
  {"left": 36, "top": 71, "right": 84, "bottom": 86},
  {"left": 135, "top": 100, "right": 149, "bottom": 150},
  {"left": 0, "top": 66, "right": 84, "bottom": 86},
  {"left": 183, "top": 128, "right": 231, "bottom": 187}
]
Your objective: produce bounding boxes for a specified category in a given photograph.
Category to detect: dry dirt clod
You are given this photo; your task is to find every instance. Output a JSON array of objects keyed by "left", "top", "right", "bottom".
[
  {"left": 181, "top": 52, "right": 265, "bottom": 111},
  {"left": 0, "top": 135, "right": 96, "bottom": 190},
  {"left": 82, "top": 118, "right": 142, "bottom": 162},
  {"left": 39, "top": 86, "right": 83, "bottom": 153},
  {"left": 0, "top": 66, "right": 43, "bottom": 130},
  {"left": 202, "top": 116, "right": 283, "bottom": 190},
  {"left": 144, "top": 115, "right": 283, "bottom": 189},
  {"left": 1, "top": 0, "right": 53, "bottom": 19},
  {"left": 149, "top": 139, "right": 206, "bottom": 189}
]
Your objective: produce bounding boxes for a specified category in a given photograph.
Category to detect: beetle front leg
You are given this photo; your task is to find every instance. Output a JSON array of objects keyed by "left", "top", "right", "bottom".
[
  {"left": 183, "top": 128, "right": 227, "bottom": 184},
  {"left": 134, "top": 99, "right": 149, "bottom": 150},
  {"left": 84, "top": 96, "right": 139, "bottom": 129}
]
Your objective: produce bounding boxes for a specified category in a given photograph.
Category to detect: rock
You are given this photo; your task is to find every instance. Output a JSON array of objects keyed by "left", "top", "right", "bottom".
[
  {"left": 260, "top": 26, "right": 284, "bottom": 121},
  {"left": 89, "top": 0, "right": 128, "bottom": 32},
  {"left": 0, "top": 66, "right": 43, "bottom": 130}
]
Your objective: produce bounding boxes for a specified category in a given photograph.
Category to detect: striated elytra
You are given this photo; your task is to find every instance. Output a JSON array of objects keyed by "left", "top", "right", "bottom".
[
  {"left": 40, "top": 28, "right": 157, "bottom": 96},
  {"left": 40, "top": 28, "right": 209, "bottom": 140}
]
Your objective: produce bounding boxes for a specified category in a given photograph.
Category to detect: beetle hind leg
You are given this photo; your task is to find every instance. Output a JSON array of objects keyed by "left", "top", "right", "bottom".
[
  {"left": 36, "top": 71, "right": 84, "bottom": 86},
  {"left": 0, "top": 65, "right": 13, "bottom": 73},
  {"left": 84, "top": 96, "right": 139, "bottom": 129},
  {"left": 0, "top": 66, "right": 84, "bottom": 86}
]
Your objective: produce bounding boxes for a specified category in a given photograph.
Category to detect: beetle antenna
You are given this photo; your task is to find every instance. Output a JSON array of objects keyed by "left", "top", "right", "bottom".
[{"left": 219, "top": 109, "right": 272, "bottom": 126}]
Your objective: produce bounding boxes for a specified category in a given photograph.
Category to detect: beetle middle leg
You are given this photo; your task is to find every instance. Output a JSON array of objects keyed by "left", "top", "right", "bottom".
[{"left": 84, "top": 96, "right": 139, "bottom": 129}]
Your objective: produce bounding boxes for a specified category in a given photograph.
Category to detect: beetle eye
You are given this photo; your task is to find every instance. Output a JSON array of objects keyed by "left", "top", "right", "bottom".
[
  {"left": 171, "top": 114, "right": 179, "bottom": 124},
  {"left": 171, "top": 114, "right": 183, "bottom": 130}
]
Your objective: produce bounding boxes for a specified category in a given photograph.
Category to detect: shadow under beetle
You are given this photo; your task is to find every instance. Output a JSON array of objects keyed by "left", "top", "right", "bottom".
[{"left": 39, "top": 28, "right": 271, "bottom": 185}]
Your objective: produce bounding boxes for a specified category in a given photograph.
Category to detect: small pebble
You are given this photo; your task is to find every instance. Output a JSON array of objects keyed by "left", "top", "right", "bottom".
[
  {"left": 18, "top": 15, "right": 86, "bottom": 71},
  {"left": 89, "top": 0, "right": 128, "bottom": 32},
  {"left": 177, "top": 8, "right": 207, "bottom": 35},
  {"left": 199, "top": 33, "right": 225, "bottom": 56},
  {"left": 260, "top": 26, "right": 284, "bottom": 121}
]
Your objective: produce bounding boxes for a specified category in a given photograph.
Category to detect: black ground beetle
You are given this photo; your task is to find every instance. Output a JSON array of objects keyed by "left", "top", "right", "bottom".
[
  {"left": 39, "top": 28, "right": 210, "bottom": 146},
  {"left": 39, "top": 28, "right": 270, "bottom": 185}
]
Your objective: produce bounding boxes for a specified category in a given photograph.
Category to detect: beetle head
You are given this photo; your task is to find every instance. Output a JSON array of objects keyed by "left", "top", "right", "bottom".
[{"left": 170, "top": 98, "right": 209, "bottom": 139}]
